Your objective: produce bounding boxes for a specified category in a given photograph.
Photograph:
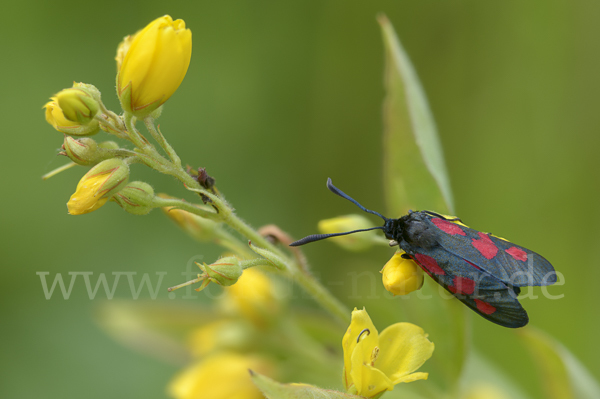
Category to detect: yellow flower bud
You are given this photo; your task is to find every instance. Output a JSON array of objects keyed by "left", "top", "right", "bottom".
[
  {"left": 62, "top": 137, "right": 120, "bottom": 166},
  {"left": 67, "top": 158, "right": 129, "bottom": 215},
  {"left": 318, "top": 214, "right": 379, "bottom": 251},
  {"left": 168, "top": 352, "right": 272, "bottom": 399},
  {"left": 44, "top": 97, "right": 99, "bottom": 136},
  {"left": 62, "top": 137, "right": 99, "bottom": 166},
  {"left": 117, "top": 15, "right": 192, "bottom": 117},
  {"left": 111, "top": 181, "right": 156, "bottom": 215},
  {"left": 381, "top": 251, "right": 424, "bottom": 296},
  {"left": 55, "top": 87, "right": 99, "bottom": 125}
]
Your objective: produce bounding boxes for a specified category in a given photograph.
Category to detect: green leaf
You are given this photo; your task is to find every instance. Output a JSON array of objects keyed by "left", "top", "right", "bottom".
[
  {"left": 520, "top": 327, "right": 600, "bottom": 399},
  {"left": 250, "top": 372, "right": 365, "bottom": 399},
  {"left": 377, "top": 14, "right": 466, "bottom": 392},
  {"left": 379, "top": 14, "right": 453, "bottom": 216}
]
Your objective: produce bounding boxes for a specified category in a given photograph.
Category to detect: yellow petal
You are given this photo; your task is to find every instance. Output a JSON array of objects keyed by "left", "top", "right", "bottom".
[
  {"left": 350, "top": 340, "right": 394, "bottom": 397},
  {"left": 375, "top": 322, "right": 434, "bottom": 383},
  {"left": 342, "top": 308, "right": 379, "bottom": 390},
  {"left": 44, "top": 97, "right": 80, "bottom": 129},
  {"left": 393, "top": 371, "right": 428, "bottom": 384}
]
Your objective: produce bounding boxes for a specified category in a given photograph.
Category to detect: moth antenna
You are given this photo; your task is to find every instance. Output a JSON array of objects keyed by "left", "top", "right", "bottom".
[
  {"left": 326, "top": 178, "right": 388, "bottom": 221},
  {"left": 290, "top": 226, "right": 385, "bottom": 247}
]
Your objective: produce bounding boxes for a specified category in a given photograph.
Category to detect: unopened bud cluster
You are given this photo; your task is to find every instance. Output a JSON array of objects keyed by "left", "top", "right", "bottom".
[{"left": 43, "top": 15, "right": 192, "bottom": 217}]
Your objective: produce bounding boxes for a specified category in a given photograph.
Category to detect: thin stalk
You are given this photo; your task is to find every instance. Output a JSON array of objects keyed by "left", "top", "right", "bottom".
[
  {"left": 144, "top": 117, "right": 182, "bottom": 167},
  {"left": 42, "top": 162, "right": 77, "bottom": 180}
]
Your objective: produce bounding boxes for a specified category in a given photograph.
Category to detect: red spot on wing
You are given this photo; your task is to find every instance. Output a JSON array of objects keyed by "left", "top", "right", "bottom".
[
  {"left": 448, "top": 276, "right": 476, "bottom": 295},
  {"left": 414, "top": 253, "right": 446, "bottom": 276},
  {"left": 472, "top": 232, "right": 498, "bottom": 259},
  {"left": 505, "top": 246, "right": 528, "bottom": 262},
  {"left": 432, "top": 218, "right": 466, "bottom": 236},
  {"left": 474, "top": 299, "right": 496, "bottom": 314}
]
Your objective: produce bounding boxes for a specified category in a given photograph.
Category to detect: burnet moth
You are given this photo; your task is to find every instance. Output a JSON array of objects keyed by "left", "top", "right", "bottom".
[{"left": 290, "top": 179, "right": 557, "bottom": 328}]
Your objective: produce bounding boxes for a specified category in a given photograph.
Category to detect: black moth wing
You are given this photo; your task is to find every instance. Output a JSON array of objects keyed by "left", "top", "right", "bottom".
[
  {"left": 405, "top": 245, "right": 529, "bottom": 328},
  {"left": 421, "top": 214, "right": 556, "bottom": 287}
]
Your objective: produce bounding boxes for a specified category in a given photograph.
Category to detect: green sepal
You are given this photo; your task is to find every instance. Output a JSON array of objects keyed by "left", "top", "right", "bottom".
[
  {"left": 62, "top": 137, "right": 124, "bottom": 166},
  {"left": 111, "top": 181, "right": 156, "bottom": 215},
  {"left": 117, "top": 72, "right": 133, "bottom": 114},
  {"left": 198, "top": 256, "right": 243, "bottom": 287}
]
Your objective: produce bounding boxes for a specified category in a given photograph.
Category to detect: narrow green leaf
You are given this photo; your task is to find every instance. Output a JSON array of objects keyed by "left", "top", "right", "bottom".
[
  {"left": 251, "top": 372, "right": 365, "bottom": 399},
  {"left": 520, "top": 327, "right": 600, "bottom": 399},
  {"left": 379, "top": 14, "right": 453, "bottom": 216},
  {"left": 377, "top": 14, "right": 466, "bottom": 391}
]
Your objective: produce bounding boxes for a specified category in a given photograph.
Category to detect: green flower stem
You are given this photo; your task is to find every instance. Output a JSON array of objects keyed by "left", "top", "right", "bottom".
[
  {"left": 143, "top": 117, "right": 182, "bottom": 167},
  {"left": 124, "top": 112, "right": 155, "bottom": 151},
  {"left": 182, "top": 186, "right": 282, "bottom": 256},
  {"left": 123, "top": 115, "right": 351, "bottom": 324},
  {"left": 183, "top": 175, "right": 351, "bottom": 323},
  {"left": 94, "top": 114, "right": 129, "bottom": 141},
  {"left": 98, "top": 102, "right": 126, "bottom": 131},
  {"left": 249, "top": 242, "right": 350, "bottom": 323}
]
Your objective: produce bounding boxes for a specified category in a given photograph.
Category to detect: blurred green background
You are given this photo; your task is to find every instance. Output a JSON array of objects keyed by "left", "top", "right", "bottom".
[{"left": 2, "top": 0, "right": 599, "bottom": 398}]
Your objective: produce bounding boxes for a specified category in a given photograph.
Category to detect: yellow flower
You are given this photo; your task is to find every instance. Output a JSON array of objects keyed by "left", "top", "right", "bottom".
[
  {"left": 381, "top": 251, "right": 424, "bottom": 296},
  {"left": 342, "top": 308, "right": 434, "bottom": 398},
  {"left": 67, "top": 158, "right": 129, "bottom": 215},
  {"left": 168, "top": 352, "right": 271, "bottom": 399},
  {"left": 117, "top": 15, "right": 192, "bottom": 116},
  {"left": 318, "top": 214, "right": 380, "bottom": 251},
  {"left": 223, "top": 268, "right": 281, "bottom": 328}
]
